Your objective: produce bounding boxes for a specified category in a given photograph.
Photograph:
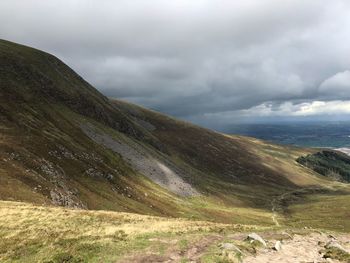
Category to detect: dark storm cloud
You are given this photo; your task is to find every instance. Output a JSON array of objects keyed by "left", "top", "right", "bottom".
[{"left": 1, "top": 0, "right": 350, "bottom": 126}]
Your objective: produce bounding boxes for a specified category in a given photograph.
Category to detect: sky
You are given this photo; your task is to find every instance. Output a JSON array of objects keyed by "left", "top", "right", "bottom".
[{"left": 1, "top": 0, "right": 350, "bottom": 129}]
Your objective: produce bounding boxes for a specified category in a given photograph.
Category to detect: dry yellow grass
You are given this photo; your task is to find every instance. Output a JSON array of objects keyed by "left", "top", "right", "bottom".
[{"left": 0, "top": 201, "right": 260, "bottom": 262}]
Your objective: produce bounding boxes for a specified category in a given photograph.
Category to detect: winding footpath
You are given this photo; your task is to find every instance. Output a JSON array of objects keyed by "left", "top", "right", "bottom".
[{"left": 270, "top": 187, "right": 325, "bottom": 227}]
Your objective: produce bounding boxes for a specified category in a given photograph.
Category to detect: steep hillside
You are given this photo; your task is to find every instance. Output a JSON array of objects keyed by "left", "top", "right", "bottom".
[
  {"left": 1, "top": 39, "right": 349, "bottom": 228},
  {"left": 112, "top": 99, "right": 320, "bottom": 188}
]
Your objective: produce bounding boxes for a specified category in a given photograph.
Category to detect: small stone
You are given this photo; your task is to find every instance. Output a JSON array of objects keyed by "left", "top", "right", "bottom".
[
  {"left": 246, "top": 233, "right": 267, "bottom": 247},
  {"left": 273, "top": 240, "right": 282, "bottom": 251},
  {"left": 282, "top": 231, "right": 293, "bottom": 240},
  {"left": 318, "top": 241, "right": 325, "bottom": 246},
  {"left": 328, "top": 234, "right": 337, "bottom": 240},
  {"left": 170, "top": 255, "right": 180, "bottom": 260},
  {"left": 106, "top": 174, "right": 114, "bottom": 180}
]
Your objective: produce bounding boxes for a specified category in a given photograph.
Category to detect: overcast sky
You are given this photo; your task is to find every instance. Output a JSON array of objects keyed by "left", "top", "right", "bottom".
[{"left": 1, "top": 0, "right": 350, "bottom": 129}]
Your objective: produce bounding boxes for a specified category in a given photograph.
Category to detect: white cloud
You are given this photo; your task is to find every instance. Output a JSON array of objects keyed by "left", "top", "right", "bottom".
[
  {"left": 319, "top": 70, "right": 350, "bottom": 98},
  {"left": 240, "top": 100, "right": 350, "bottom": 117}
]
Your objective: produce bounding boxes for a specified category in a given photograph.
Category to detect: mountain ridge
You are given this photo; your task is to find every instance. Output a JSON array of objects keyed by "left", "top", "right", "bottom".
[{"left": 0, "top": 38, "right": 349, "bottom": 229}]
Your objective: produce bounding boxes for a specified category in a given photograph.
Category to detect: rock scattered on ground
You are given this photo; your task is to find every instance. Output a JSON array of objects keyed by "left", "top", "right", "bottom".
[
  {"left": 246, "top": 233, "right": 267, "bottom": 247},
  {"left": 273, "top": 240, "right": 282, "bottom": 251},
  {"left": 244, "top": 232, "right": 350, "bottom": 263},
  {"left": 81, "top": 123, "right": 198, "bottom": 196}
]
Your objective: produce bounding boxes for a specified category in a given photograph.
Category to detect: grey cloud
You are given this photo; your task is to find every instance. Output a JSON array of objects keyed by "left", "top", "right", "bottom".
[{"left": 0, "top": 0, "right": 350, "bottom": 128}]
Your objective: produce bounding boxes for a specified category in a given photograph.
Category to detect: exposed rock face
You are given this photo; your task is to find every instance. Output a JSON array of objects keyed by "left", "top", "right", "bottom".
[
  {"left": 50, "top": 188, "right": 86, "bottom": 209},
  {"left": 38, "top": 159, "right": 86, "bottom": 208},
  {"left": 81, "top": 123, "right": 198, "bottom": 197},
  {"left": 48, "top": 145, "right": 76, "bottom": 160},
  {"left": 40, "top": 159, "right": 62, "bottom": 178}
]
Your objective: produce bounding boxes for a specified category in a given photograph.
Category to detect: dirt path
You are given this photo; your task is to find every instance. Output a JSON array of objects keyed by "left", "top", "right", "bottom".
[
  {"left": 270, "top": 187, "right": 325, "bottom": 227},
  {"left": 270, "top": 197, "right": 281, "bottom": 227},
  {"left": 181, "top": 235, "right": 223, "bottom": 262},
  {"left": 118, "top": 234, "right": 224, "bottom": 263},
  {"left": 270, "top": 190, "right": 295, "bottom": 227}
]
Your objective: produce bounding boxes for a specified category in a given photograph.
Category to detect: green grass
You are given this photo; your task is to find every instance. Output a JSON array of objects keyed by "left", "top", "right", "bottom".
[
  {"left": 178, "top": 239, "right": 189, "bottom": 252},
  {"left": 282, "top": 192, "right": 350, "bottom": 232},
  {"left": 322, "top": 246, "right": 350, "bottom": 262}
]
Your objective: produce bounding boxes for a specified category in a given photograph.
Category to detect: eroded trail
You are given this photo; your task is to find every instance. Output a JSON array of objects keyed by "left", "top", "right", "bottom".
[
  {"left": 119, "top": 234, "right": 224, "bottom": 263},
  {"left": 270, "top": 191, "right": 292, "bottom": 227},
  {"left": 270, "top": 198, "right": 281, "bottom": 227},
  {"left": 270, "top": 187, "right": 326, "bottom": 227}
]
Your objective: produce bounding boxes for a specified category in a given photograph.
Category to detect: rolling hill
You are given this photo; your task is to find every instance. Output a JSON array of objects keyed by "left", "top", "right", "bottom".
[{"left": 1, "top": 39, "right": 350, "bottom": 262}]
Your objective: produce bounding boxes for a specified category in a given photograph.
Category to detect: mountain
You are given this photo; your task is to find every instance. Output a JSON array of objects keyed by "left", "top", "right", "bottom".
[
  {"left": 0, "top": 39, "right": 347, "bottom": 214},
  {"left": 1, "top": 39, "right": 350, "bottom": 262}
]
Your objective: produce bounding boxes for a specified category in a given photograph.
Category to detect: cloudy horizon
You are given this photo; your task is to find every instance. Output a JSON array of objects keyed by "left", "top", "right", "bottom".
[{"left": 1, "top": 0, "right": 350, "bottom": 129}]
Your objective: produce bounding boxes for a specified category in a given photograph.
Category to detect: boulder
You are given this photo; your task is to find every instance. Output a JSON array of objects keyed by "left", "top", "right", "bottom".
[{"left": 246, "top": 233, "right": 267, "bottom": 247}]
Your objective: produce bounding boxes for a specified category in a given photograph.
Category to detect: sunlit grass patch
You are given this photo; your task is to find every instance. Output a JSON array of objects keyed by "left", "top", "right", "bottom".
[{"left": 0, "top": 201, "right": 254, "bottom": 262}]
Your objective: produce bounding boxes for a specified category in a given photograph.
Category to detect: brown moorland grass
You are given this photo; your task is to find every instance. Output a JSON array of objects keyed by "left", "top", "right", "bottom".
[{"left": 0, "top": 201, "right": 262, "bottom": 263}]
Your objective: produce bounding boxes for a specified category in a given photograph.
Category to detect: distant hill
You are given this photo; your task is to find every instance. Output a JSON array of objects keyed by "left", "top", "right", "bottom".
[
  {"left": 0, "top": 39, "right": 349, "bottom": 225},
  {"left": 297, "top": 150, "right": 350, "bottom": 182}
]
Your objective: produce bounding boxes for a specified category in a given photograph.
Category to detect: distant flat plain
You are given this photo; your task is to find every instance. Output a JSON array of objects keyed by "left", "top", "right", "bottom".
[{"left": 228, "top": 122, "right": 350, "bottom": 150}]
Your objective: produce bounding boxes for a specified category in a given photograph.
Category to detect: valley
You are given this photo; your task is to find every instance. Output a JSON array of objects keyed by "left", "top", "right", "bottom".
[{"left": 1, "top": 39, "right": 350, "bottom": 262}]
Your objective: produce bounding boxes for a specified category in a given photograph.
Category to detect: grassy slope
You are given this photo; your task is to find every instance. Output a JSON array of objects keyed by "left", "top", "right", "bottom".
[
  {"left": 1, "top": 200, "right": 350, "bottom": 263},
  {"left": 112, "top": 99, "right": 329, "bottom": 189},
  {"left": 0, "top": 39, "right": 180, "bottom": 216},
  {"left": 111, "top": 99, "right": 350, "bottom": 230},
  {"left": 1, "top": 38, "right": 350, "bottom": 243},
  {"left": 0, "top": 201, "right": 257, "bottom": 263},
  {"left": 285, "top": 193, "right": 350, "bottom": 232}
]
